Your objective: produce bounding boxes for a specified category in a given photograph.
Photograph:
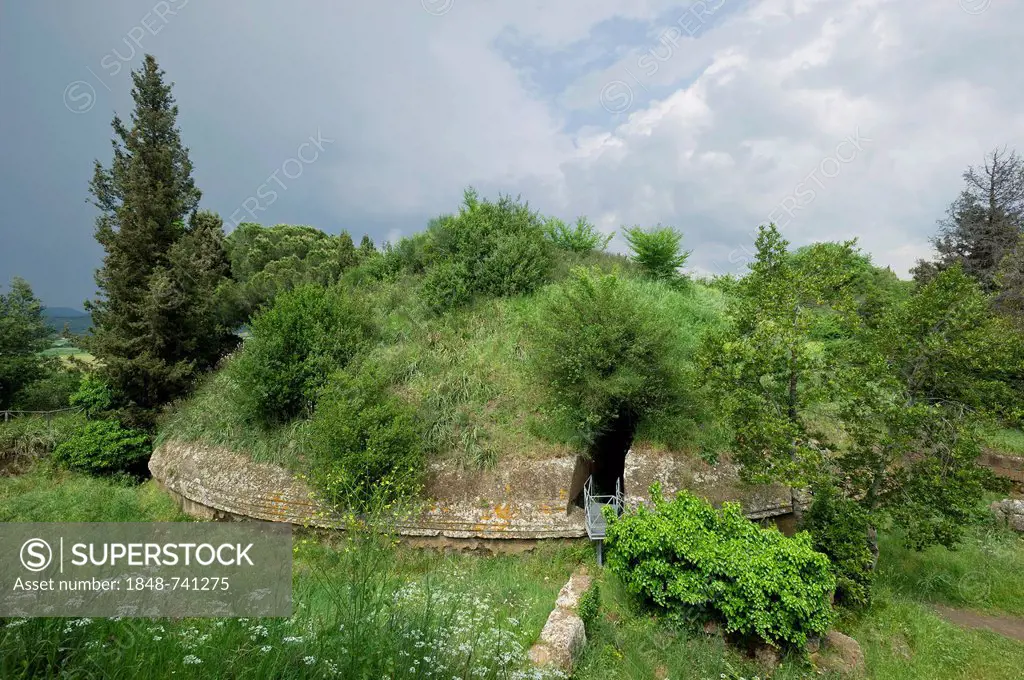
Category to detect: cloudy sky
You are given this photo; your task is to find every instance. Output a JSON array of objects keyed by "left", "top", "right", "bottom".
[{"left": 2, "top": 0, "right": 1022, "bottom": 308}]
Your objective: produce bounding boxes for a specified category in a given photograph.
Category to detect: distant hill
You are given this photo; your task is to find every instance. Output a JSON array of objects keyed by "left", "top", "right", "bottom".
[{"left": 42, "top": 307, "right": 91, "bottom": 336}]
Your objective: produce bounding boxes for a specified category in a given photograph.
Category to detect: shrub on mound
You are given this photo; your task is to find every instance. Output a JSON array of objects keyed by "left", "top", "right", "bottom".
[
  {"left": 230, "top": 284, "right": 376, "bottom": 425},
  {"left": 605, "top": 485, "right": 835, "bottom": 649},
  {"left": 52, "top": 420, "right": 150, "bottom": 474},
  {"left": 309, "top": 367, "right": 424, "bottom": 512},
  {"left": 420, "top": 188, "right": 553, "bottom": 312}
]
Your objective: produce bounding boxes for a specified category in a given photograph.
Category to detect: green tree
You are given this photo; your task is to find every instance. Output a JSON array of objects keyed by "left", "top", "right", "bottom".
[
  {"left": 230, "top": 285, "right": 376, "bottom": 425},
  {"left": 914, "top": 147, "right": 1024, "bottom": 289},
  {"left": 807, "top": 267, "right": 1008, "bottom": 584},
  {"left": 0, "top": 278, "right": 52, "bottom": 409},
  {"left": 531, "top": 268, "right": 702, "bottom": 460},
  {"left": 224, "top": 223, "right": 359, "bottom": 320},
  {"left": 86, "top": 54, "right": 229, "bottom": 412},
  {"left": 623, "top": 225, "right": 690, "bottom": 283},
  {"left": 421, "top": 188, "right": 553, "bottom": 311},
  {"left": 995, "top": 233, "right": 1024, "bottom": 326},
  {"left": 544, "top": 216, "right": 612, "bottom": 253},
  {"left": 358, "top": 234, "right": 377, "bottom": 260},
  {"left": 706, "top": 225, "right": 860, "bottom": 522}
]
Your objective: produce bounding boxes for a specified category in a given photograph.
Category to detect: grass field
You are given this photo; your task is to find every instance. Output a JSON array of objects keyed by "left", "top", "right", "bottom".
[
  {"left": 3, "top": 464, "right": 1023, "bottom": 678},
  {"left": 982, "top": 427, "right": 1024, "bottom": 457},
  {"left": 0, "top": 463, "right": 578, "bottom": 679}
]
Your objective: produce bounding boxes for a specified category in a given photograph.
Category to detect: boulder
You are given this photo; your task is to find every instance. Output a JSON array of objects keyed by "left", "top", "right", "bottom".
[
  {"left": 528, "top": 608, "right": 586, "bottom": 672},
  {"left": 528, "top": 568, "right": 591, "bottom": 672},
  {"left": 554, "top": 571, "right": 592, "bottom": 610},
  {"left": 811, "top": 630, "right": 865, "bottom": 677},
  {"left": 991, "top": 499, "right": 1024, "bottom": 532}
]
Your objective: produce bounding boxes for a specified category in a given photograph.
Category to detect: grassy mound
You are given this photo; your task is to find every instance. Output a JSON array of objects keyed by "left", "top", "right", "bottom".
[{"left": 159, "top": 247, "right": 729, "bottom": 473}]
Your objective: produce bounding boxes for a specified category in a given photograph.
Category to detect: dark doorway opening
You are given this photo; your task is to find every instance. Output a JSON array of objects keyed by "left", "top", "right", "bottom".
[
  {"left": 567, "top": 410, "right": 638, "bottom": 510},
  {"left": 588, "top": 410, "right": 637, "bottom": 496}
]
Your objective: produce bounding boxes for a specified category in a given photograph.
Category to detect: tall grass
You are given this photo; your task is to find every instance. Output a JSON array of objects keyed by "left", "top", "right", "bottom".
[
  {"left": 0, "top": 529, "right": 576, "bottom": 679},
  {"left": 982, "top": 427, "right": 1024, "bottom": 457},
  {"left": 156, "top": 366, "right": 312, "bottom": 469},
  {"left": 0, "top": 461, "right": 183, "bottom": 522},
  {"left": 844, "top": 587, "right": 1024, "bottom": 680},
  {"left": 0, "top": 413, "right": 85, "bottom": 461},
  {"left": 875, "top": 522, "right": 1024, "bottom": 616}
]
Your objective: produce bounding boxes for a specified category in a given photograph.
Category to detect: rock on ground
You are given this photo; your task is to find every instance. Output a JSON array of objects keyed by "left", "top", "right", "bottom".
[
  {"left": 529, "top": 568, "right": 591, "bottom": 673},
  {"left": 991, "top": 499, "right": 1024, "bottom": 532},
  {"left": 811, "top": 630, "right": 866, "bottom": 677}
]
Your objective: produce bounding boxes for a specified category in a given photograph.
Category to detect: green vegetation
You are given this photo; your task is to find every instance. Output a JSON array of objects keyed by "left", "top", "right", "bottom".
[
  {"left": 0, "top": 413, "right": 85, "bottom": 460},
  {"left": 876, "top": 522, "right": 1024, "bottom": 617},
  {"left": 605, "top": 487, "right": 835, "bottom": 649},
  {"left": 983, "top": 427, "right": 1024, "bottom": 457},
  {"left": 802, "top": 483, "right": 875, "bottom": 607},
  {"left": 419, "top": 189, "right": 554, "bottom": 312},
  {"left": 0, "top": 470, "right": 579, "bottom": 679},
  {"left": 309, "top": 365, "right": 425, "bottom": 510},
  {"left": 531, "top": 268, "right": 724, "bottom": 451},
  {"left": 0, "top": 461, "right": 182, "bottom": 522},
  {"left": 52, "top": 419, "right": 150, "bottom": 475},
  {"left": 86, "top": 56, "right": 234, "bottom": 415},
  {"left": 623, "top": 225, "right": 690, "bottom": 284},
  {"left": 0, "top": 277, "right": 53, "bottom": 409},
  {"left": 544, "top": 216, "right": 613, "bottom": 254},
  {"left": 576, "top": 562, "right": 1024, "bottom": 680},
  {"left": 222, "top": 222, "right": 359, "bottom": 320},
  {"left": 6, "top": 55, "right": 1024, "bottom": 678},
  {"left": 229, "top": 284, "right": 376, "bottom": 425}
]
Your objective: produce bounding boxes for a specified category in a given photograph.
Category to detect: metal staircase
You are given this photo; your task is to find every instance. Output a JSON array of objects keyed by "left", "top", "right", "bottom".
[{"left": 583, "top": 476, "right": 623, "bottom": 566}]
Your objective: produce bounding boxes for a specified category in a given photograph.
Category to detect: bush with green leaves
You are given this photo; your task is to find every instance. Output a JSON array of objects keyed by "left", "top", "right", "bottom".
[
  {"left": 52, "top": 419, "right": 150, "bottom": 474},
  {"left": 12, "top": 367, "right": 82, "bottom": 412},
  {"left": 623, "top": 226, "right": 690, "bottom": 283},
  {"left": 802, "top": 484, "right": 875, "bottom": 608},
  {"left": 308, "top": 366, "right": 425, "bottom": 511},
  {"left": 605, "top": 486, "right": 835, "bottom": 649},
  {"left": 70, "top": 374, "right": 114, "bottom": 418},
  {"left": 544, "top": 216, "right": 612, "bottom": 254},
  {"left": 420, "top": 188, "right": 553, "bottom": 311},
  {"left": 577, "top": 580, "right": 601, "bottom": 634},
  {"left": 530, "top": 267, "right": 718, "bottom": 448},
  {"left": 230, "top": 285, "right": 376, "bottom": 425}
]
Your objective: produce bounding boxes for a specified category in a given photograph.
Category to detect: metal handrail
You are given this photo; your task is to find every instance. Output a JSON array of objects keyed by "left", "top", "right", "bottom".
[{"left": 582, "top": 476, "right": 623, "bottom": 539}]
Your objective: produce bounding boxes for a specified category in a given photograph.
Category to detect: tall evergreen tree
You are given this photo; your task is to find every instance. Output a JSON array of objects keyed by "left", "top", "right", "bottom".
[
  {"left": 995, "top": 234, "right": 1024, "bottom": 326},
  {"left": 0, "top": 277, "right": 52, "bottom": 409},
  {"left": 86, "top": 55, "right": 229, "bottom": 411},
  {"left": 914, "top": 147, "right": 1024, "bottom": 289}
]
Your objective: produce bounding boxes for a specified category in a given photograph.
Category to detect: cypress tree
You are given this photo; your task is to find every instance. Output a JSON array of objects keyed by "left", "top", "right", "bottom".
[{"left": 86, "top": 55, "right": 229, "bottom": 412}]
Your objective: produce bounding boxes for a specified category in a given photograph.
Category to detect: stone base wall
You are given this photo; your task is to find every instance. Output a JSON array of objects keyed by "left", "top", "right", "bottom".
[{"left": 149, "top": 440, "right": 796, "bottom": 539}]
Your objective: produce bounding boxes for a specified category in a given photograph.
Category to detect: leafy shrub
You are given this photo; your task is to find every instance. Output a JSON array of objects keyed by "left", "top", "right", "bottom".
[
  {"left": 230, "top": 285, "right": 376, "bottom": 425},
  {"left": 623, "top": 226, "right": 690, "bottom": 283},
  {"left": 530, "top": 267, "right": 696, "bottom": 447},
  {"left": 421, "top": 188, "right": 553, "bottom": 311},
  {"left": 365, "top": 233, "right": 432, "bottom": 281},
  {"left": 420, "top": 259, "right": 472, "bottom": 312},
  {"left": 12, "top": 367, "right": 82, "bottom": 411},
  {"left": 802, "top": 484, "right": 875, "bottom": 608},
  {"left": 578, "top": 580, "right": 601, "bottom": 634},
  {"left": 605, "top": 486, "right": 835, "bottom": 649},
  {"left": 69, "top": 374, "right": 113, "bottom": 418},
  {"left": 52, "top": 420, "right": 150, "bottom": 474},
  {"left": 309, "top": 367, "right": 424, "bottom": 511},
  {"left": 544, "top": 216, "right": 612, "bottom": 254}
]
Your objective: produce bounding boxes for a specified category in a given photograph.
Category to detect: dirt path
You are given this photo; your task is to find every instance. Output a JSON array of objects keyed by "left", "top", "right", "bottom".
[{"left": 933, "top": 605, "right": 1024, "bottom": 642}]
